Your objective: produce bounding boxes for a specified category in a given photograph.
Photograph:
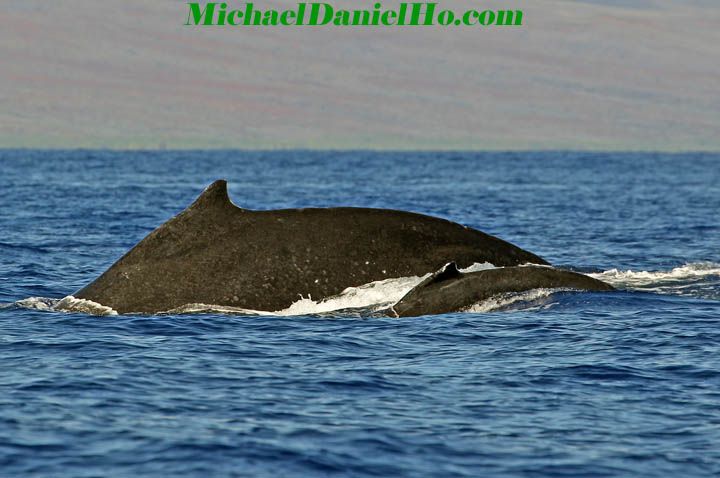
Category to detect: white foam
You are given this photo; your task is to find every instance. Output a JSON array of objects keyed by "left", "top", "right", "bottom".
[
  {"left": 3, "top": 262, "right": 579, "bottom": 317},
  {"left": 8, "top": 276, "right": 430, "bottom": 317},
  {"left": 9, "top": 295, "right": 119, "bottom": 316},
  {"left": 14, "top": 297, "right": 59, "bottom": 312},
  {"left": 464, "top": 288, "right": 566, "bottom": 313},
  {"left": 156, "top": 262, "right": 498, "bottom": 316},
  {"left": 459, "top": 261, "right": 497, "bottom": 273},
  {"left": 54, "top": 296, "right": 119, "bottom": 316},
  {"left": 588, "top": 262, "right": 720, "bottom": 288},
  {"left": 274, "top": 274, "right": 429, "bottom": 315},
  {"left": 160, "top": 303, "right": 274, "bottom": 316},
  {"left": 19, "top": 261, "right": 718, "bottom": 318},
  {"left": 271, "top": 262, "right": 500, "bottom": 316}
]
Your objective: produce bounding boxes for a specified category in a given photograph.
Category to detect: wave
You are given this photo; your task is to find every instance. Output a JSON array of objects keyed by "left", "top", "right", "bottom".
[
  {"left": 5, "top": 262, "right": 718, "bottom": 317},
  {"left": 587, "top": 262, "right": 720, "bottom": 300},
  {"left": 163, "top": 262, "right": 497, "bottom": 316},
  {"left": 55, "top": 296, "right": 119, "bottom": 316},
  {"left": 11, "top": 296, "right": 119, "bottom": 316},
  {"left": 11, "top": 297, "right": 61, "bottom": 312},
  {"left": 588, "top": 262, "right": 720, "bottom": 286},
  {"left": 464, "top": 288, "right": 569, "bottom": 313}
]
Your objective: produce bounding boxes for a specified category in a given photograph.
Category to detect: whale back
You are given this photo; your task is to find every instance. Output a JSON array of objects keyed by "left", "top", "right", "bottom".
[
  {"left": 75, "top": 180, "right": 548, "bottom": 314},
  {"left": 392, "top": 265, "right": 614, "bottom": 317}
]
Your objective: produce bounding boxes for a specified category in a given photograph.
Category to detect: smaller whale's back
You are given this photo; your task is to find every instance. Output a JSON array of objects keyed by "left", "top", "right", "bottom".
[
  {"left": 75, "top": 180, "right": 548, "bottom": 314},
  {"left": 392, "top": 264, "right": 614, "bottom": 317}
]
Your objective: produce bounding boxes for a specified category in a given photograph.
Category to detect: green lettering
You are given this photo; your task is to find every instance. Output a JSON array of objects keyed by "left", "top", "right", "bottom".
[
  {"left": 409, "top": 3, "right": 436, "bottom": 26},
  {"left": 478, "top": 10, "right": 495, "bottom": 26},
  {"left": 397, "top": 3, "right": 407, "bottom": 25},
  {"left": 381, "top": 10, "right": 397, "bottom": 26},
  {"left": 263, "top": 10, "right": 279, "bottom": 26},
  {"left": 242, "top": 3, "right": 262, "bottom": 25},
  {"left": 186, "top": 2, "right": 217, "bottom": 26},
  {"left": 352, "top": 10, "right": 370, "bottom": 25},
  {"left": 280, "top": 10, "right": 296, "bottom": 25},
  {"left": 185, "top": 2, "right": 524, "bottom": 29},
  {"left": 309, "top": 3, "right": 333, "bottom": 25},
  {"left": 463, "top": 10, "right": 478, "bottom": 26},
  {"left": 334, "top": 10, "right": 350, "bottom": 26},
  {"left": 227, "top": 9, "right": 242, "bottom": 25},
  {"left": 216, "top": 3, "right": 227, "bottom": 25},
  {"left": 437, "top": 9, "right": 453, "bottom": 26},
  {"left": 297, "top": 3, "right": 307, "bottom": 25},
  {"left": 496, "top": 10, "right": 523, "bottom": 26},
  {"left": 371, "top": 3, "right": 382, "bottom": 25}
]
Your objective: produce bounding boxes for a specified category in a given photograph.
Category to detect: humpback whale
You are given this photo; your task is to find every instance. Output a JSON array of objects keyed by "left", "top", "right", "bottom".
[
  {"left": 392, "top": 263, "right": 614, "bottom": 317},
  {"left": 73, "top": 180, "right": 550, "bottom": 314}
]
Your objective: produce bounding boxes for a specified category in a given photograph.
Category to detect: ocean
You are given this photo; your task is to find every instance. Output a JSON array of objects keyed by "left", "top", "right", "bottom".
[{"left": 1, "top": 150, "right": 719, "bottom": 477}]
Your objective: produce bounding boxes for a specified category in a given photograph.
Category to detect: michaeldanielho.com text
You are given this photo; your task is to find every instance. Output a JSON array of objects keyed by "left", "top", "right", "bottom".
[{"left": 186, "top": 3, "right": 524, "bottom": 27}]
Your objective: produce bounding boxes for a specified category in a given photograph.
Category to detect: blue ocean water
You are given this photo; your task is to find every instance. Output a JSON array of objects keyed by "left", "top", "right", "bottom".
[{"left": 1, "top": 150, "right": 719, "bottom": 477}]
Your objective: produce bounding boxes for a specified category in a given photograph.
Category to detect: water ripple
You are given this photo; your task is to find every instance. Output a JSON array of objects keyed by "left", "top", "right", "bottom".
[{"left": 2, "top": 151, "right": 720, "bottom": 477}]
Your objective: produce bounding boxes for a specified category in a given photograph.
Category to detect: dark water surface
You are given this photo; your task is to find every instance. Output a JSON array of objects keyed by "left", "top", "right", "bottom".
[{"left": 1, "top": 151, "right": 719, "bottom": 477}]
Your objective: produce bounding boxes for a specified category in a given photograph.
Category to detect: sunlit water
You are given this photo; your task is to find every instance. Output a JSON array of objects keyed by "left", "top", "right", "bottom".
[{"left": 1, "top": 150, "right": 719, "bottom": 477}]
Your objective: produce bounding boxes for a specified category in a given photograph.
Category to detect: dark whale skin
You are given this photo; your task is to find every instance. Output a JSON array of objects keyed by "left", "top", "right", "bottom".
[
  {"left": 392, "top": 263, "right": 614, "bottom": 317},
  {"left": 74, "top": 180, "right": 548, "bottom": 314}
]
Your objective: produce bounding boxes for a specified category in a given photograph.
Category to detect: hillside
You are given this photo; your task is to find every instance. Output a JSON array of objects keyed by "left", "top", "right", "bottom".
[{"left": 2, "top": 0, "right": 719, "bottom": 150}]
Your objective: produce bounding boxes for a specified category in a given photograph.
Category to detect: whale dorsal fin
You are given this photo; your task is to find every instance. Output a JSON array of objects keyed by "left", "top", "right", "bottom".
[
  {"left": 170, "top": 180, "right": 245, "bottom": 224},
  {"left": 390, "top": 262, "right": 463, "bottom": 317},
  {"left": 427, "top": 262, "right": 461, "bottom": 285},
  {"left": 183, "top": 179, "right": 249, "bottom": 215},
  {"left": 188, "top": 180, "right": 231, "bottom": 210}
]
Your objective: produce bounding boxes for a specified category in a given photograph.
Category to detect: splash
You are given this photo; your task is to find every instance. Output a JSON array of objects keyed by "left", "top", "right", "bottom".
[
  {"left": 588, "top": 262, "right": 720, "bottom": 287},
  {"left": 10, "top": 296, "right": 119, "bottom": 316},
  {"left": 55, "top": 296, "right": 119, "bottom": 316},
  {"left": 588, "top": 262, "right": 720, "bottom": 300},
  {"left": 464, "top": 288, "right": 568, "bottom": 313},
  {"left": 8, "top": 262, "right": 718, "bottom": 317},
  {"left": 13, "top": 297, "right": 59, "bottom": 312},
  {"left": 160, "top": 303, "right": 273, "bottom": 316},
  {"left": 272, "top": 262, "right": 496, "bottom": 316},
  {"left": 459, "top": 262, "right": 497, "bottom": 273},
  {"left": 275, "top": 274, "right": 427, "bottom": 315},
  {"left": 14, "top": 262, "right": 496, "bottom": 317},
  {"left": 154, "top": 273, "right": 432, "bottom": 317}
]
